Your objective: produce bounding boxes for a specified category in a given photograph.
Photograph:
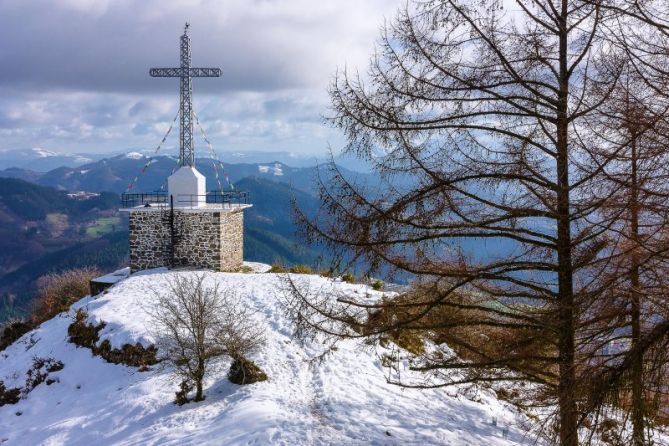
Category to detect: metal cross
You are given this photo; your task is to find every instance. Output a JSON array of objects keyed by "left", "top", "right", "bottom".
[{"left": 150, "top": 23, "right": 221, "bottom": 167}]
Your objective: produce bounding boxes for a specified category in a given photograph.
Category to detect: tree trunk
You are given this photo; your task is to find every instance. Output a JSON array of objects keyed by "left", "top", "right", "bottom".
[
  {"left": 195, "top": 380, "right": 203, "bottom": 402},
  {"left": 629, "top": 133, "right": 645, "bottom": 446},
  {"left": 557, "top": 1, "right": 578, "bottom": 444},
  {"left": 556, "top": 135, "right": 578, "bottom": 446},
  {"left": 194, "top": 358, "right": 205, "bottom": 402}
]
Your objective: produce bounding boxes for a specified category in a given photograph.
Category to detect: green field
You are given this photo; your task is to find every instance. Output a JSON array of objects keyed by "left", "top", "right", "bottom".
[{"left": 85, "top": 217, "right": 121, "bottom": 237}]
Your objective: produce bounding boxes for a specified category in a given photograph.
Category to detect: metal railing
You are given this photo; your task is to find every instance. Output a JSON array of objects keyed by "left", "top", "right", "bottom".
[
  {"left": 121, "top": 192, "right": 167, "bottom": 208},
  {"left": 121, "top": 191, "right": 250, "bottom": 209}
]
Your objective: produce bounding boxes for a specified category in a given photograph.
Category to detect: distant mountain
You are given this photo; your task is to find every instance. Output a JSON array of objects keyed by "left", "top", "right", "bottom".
[
  {"left": 0, "top": 154, "right": 377, "bottom": 197},
  {"left": 0, "top": 231, "right": 129, "bottom": 317},
  {"left": 0, "top": 148, "right": 106, "bottom": 172},
  {"left": 0, "top": 178, "right": 123, "bottom": 319},
  {"left": 216, "top": 150, "right": 376, "bottom": 173},
  {"left": 0, "top": 176, "right": 325, "bottom": 321},
  {"left": 237, "top": 177, "right": 322, "bottom": 266},
  {"left": 0, "top": 153, "right": 385, "bottom": 322},
  {"left": 0, "top": 177, "right": 120, "bottom": 275},
  {"left": 0, "top": 167, "right": 43, "bottom": 183},
  {"left": 218, "top": 150, "right": 319, "bottom": 167}
]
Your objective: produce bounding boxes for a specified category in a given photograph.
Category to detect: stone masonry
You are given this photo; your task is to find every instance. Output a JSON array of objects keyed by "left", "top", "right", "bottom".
[{"left": 128, "top": 208, "right": 244, "bottom": 272}]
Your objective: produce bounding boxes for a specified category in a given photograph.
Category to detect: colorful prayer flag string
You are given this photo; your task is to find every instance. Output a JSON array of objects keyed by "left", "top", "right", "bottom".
[
  {"left": 193, "top": 110, "right": 234, "bottom": 193},
  {"left": 125, "top": 109, "right": 180, "bottom": 193},
  {"left": 159, "top": 156, "right": 181, "bottom": 191}
]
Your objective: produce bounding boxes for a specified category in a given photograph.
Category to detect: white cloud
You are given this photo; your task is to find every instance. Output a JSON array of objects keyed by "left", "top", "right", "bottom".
[{"left": 0, "top": 0, "right": 402, "bottom": 155}]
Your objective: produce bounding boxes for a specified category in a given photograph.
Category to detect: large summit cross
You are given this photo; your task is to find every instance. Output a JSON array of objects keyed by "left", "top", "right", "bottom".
[
  {"left": 122, "top": 23, "right": 250, "bottom": 275},
  {"left": 150, "top": 23, "right": 221, "bottom": 167}
]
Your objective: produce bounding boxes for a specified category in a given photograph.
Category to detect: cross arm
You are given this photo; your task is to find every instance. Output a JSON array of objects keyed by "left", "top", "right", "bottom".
[{"left": 149, "top": 68, "right": 222, "bottom": 77}]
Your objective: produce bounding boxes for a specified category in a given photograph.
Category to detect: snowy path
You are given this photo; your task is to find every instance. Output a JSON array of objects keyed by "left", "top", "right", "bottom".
[{"left": 0, "top": 268, "right": 536, "bottom": 445}]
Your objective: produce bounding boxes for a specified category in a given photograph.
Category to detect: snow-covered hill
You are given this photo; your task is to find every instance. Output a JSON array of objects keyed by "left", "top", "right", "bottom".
[{"left": 0, "top": 265, "right": 536, "bottom": 445}]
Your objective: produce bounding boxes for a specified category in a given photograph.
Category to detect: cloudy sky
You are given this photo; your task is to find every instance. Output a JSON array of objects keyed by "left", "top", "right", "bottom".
[{"left": 0, "top": 0, "right": 403, "bottom": 156}]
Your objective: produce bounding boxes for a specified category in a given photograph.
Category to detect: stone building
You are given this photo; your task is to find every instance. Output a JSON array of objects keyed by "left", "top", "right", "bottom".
[{"left": 121, "top": 164, "right": 251, "bottom": 273}]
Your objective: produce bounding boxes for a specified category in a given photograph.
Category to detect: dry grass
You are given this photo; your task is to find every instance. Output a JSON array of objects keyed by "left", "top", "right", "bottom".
[
  {"left": 31, "top": 267, "right": 100, "bottom": 325},
  {"left": 289, "top": 264, "right": 313, "bottom": 274},
  {"left": 341, "top": 273, "right": 356, "bottom": 284},
  {"left": 361, "top": 285, "right": 555, "bottom": 383},
  {"left": 268, "top": 264, "right": 287, "bottom": 273}
]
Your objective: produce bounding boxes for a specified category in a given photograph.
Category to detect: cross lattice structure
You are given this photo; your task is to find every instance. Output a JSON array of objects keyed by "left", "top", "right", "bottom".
[{"left": 150, "top": 23, "right": 221, "bottom": 167}]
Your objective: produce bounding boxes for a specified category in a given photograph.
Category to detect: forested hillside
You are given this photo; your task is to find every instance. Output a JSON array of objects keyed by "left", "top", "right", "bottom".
[{"left": 0, "top": 175, "right": 323, "bottom": 321}]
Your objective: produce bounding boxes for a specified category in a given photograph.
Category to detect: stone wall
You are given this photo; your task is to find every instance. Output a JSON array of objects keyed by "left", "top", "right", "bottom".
[
  {"left": 128, "top": 211, "right": 171, "bottom": 272},
  {"left": 219, "top": 211, "right": 244, "bottom": 271},
  {"left": 128, "top": 209, "right": 244, "bottom": 272}
]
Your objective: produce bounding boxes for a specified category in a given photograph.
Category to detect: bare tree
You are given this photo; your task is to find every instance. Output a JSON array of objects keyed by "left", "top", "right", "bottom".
[
  {"left": 596, "top": 73, "right": 669, "bottom": 445},
  {"left": 148, "top": 274, "right": 263, "bottom": 403},
  {"left": 286, "top": 1, "right": 668, "bottom": 444},
  {"left": 573, "top": 6, "right": 669, "bottom": 444}
]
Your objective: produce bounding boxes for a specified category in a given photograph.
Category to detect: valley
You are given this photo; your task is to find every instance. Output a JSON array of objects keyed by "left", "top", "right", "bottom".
[{"left": 0, "top": 155, "right": 333, "bottom": 321}]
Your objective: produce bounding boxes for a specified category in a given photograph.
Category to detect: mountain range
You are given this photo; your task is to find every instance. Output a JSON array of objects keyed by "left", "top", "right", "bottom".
[
  {"left": 0, "top": 148, "right": 107, "bottom": 172},
  {"left": 0, "top": 152, "right": 373, "bottom": 197},
  {"left": 0, "top": 148, "right": 373, "bottom": 175},
  {"left": 0, "top": 152, "right": 346, "bottom": 321}
]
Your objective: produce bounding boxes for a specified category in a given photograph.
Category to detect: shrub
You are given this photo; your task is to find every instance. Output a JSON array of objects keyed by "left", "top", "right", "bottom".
[
  {"left": 67, "top": 309, "right": 105, "bottom": 349},
  {"left": 228, "top": 356, "right": 268, "bottom": 385},
  {"left": 268, "top": 264, "right": 286, "bottom": 273},
  {"left": 175, "top": 380, "right": 193, "bottom": 406},
  {"left": 599, "top": 418, "right": 619, "bottom": 432},
  {"left": 360, "top": 285, "right": 554, "bottom": 375},
  {"left": 0, "top": 381, "right": 20, "bottom": 406},
  {"left": 25, "top": 357, "right": 63, "bottom": 392},
  {"left": 289, "top": 264, "right": 312, "bottom": 274},
  {"left": 371, "top": 280, "right": 384, "bottom": 291},
  {"left": 598, "top": 418, "right": 621, "bottom": 444},
  {"left": 495, "top": 387, "right": 520, "bottom": 403},
  {"left": 0, "top": 319, "right": 33, "bottom": 352},
  {"left": 341, "top": 273, "right": 356, "bottom": 284},
  {"left": 67, "top": 309, "right": 158, "bottom": 367},
  {"left": 31, "top": 267, "right": 101, "bottom": 325},
  {"left": 95, "top": 340, "right": 158, "bottom": 367}
]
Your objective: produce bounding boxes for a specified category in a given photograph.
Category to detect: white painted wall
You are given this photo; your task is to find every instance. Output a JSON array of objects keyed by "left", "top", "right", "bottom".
[{"left": 167, "top": 166, "right": 206, "bottom": 207}]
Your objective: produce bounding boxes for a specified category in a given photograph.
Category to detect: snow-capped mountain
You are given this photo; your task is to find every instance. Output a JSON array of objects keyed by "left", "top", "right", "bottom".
[
  {"left": 0, "top": 148, "right": 103, "bottom": 172},
  {"left": 0, "top": 266, "right": 534, "bottom": 445},
  {"left": 123, "top": 151, "right": 145, "bottom": 160},
  {"left": 30, "top": 148, "right": 58, "bottom": 158}
]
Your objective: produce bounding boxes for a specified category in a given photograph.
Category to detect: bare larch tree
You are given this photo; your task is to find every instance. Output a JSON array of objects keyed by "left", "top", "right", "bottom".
[
  {"left": 287, "top": 1, "right": 669, "bottom": 444},
  {"left": 578, "top": 4, "right": 669, "bottom": 444}
]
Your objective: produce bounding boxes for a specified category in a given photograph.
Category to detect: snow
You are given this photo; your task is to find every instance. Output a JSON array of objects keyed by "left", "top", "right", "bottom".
[
  {"left": 243, "top": 261, "right": 272, "bottom": 273},
  {"left": 91, "top": 267, "right": 130, "bottom": 285},
  {"left": 258, "top": 163, "right": 284, "bottom": 176},
  {"left": 0, "top": 265, "right": 536, "bottom": 446},
  {"left": 31, "top": 147, "right": 58, "bottom": 158}
]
